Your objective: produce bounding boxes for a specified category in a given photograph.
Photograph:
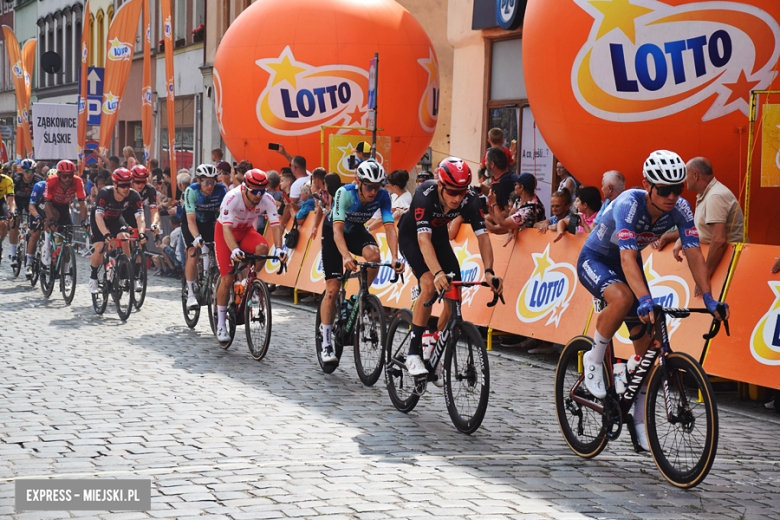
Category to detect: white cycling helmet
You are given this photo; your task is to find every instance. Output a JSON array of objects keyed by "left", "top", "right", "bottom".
[
  {"left": 643, "top": 150, "right": 686, "bottom": 185},
  {"left": 20, "top": 159, "right": 36, "bottom": 171},
  {"left": 355, "top": 158, "right": 386, "bottom": 184},
  {"left": 195, "top": 163, "right": 219, "bottom": 179}
]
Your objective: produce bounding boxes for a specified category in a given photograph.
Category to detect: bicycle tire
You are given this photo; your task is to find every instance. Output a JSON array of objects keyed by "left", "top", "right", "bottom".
[
  {"left": 354, "top": 293, "right": 386, "bottom": 387},
  {"left": 384, "top": 309, "right": 421, "bottom": 413},
  {"left": 182, "top": 274, "right": 200, "bottom": 328},
  {"left": 443, "top": 321, "right": 490, "bottom": 434},
  {"left": 92, "top": 262, "right": 109, "bottom": 315},
  {"left": 646, "top": 352, "right": 718, "bottom": 489},
  {"left": 60, "top": 244, "right": 77, "bottom": 305},
  {"left": 554, "top": 336, "right": 609, "bottom": 459},
  {"left": 314, "top": 291, "right": 341, "bottom": 373},
  {"left": 245, "top": 279, "right": 272, "bottom": 361},
  {"left": 114, "top": 254, "right": 134, "bottom": 321},
  {"left": 40, "top": 255, "right": 56, "bottom": 298},
  {"left": 12, "top": 237, "right": 24, "bottom": 277},
  {"left": 207, "top": 270, "right": 218, "bottom": 334},
  {"left": 30, "top": 246, "right": 41, "bottom": 287},
  {"left": 132, "top": 248, "right": 147, "bottom": 310},
  {"left": 212, "top": 277, "right": 236, "bottom": 349}
]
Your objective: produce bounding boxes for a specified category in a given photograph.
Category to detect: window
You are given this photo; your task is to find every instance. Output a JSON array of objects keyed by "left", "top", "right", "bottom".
[
  {"left": 66, "top": 23, "right": 73, "bottom": 83},
  {"left": 175, "top": 0, "right": 186, "bottom": 44},
  {"left": 107, "top": 5, "right": 114, "bottom": 27},
  {"left": 490, "top": 38, "right": 525, "bottom": 101},
  {"left": 96, "top": 10, "right": 105, "bottom": 68},
  {"left": 56, "top": 25, "right": 63, "bottom": 84},
  {"left": 89, "top": 14, "right": 94, "bottom": 66}
]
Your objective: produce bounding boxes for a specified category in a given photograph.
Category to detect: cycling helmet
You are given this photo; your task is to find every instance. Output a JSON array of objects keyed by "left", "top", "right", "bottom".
[
  {"left": 195, "top": 163, "right": 219, "bottom": 178},
  {"left": 643, "top": 150, "right": 686, "bottom": 185},
  {"left": 355, "top": 158, "right": 386, "bottom": 184},
  {"left": 131, "top": 164, "right": 150, "bottom": 181},
  {"left": 112, "top": 168, "right": 133, "bottom": 184},
  {"left": 20, "top": 159, "right": 36, "bottom": 172},
  {"left": 56, "top": 159, "right": 76, "bottom": 174},
  {"left": 45, "top": 168, "right": 57, "bottom": 178},
  {"left": 244, "top": 169, "right": 269, "bottom": 190},
  {"left": 436, "top": 157, "right": 471, "bottom": 189},
  {"left": 417, "top": 170, "right": 434, "bottom": 182}
]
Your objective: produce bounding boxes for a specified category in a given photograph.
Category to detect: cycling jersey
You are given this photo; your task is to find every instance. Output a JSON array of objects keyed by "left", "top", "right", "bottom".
[
  {"left": 399, "top": 180, "right": 486, "bottom": 241},
  {"left": 217, "top": 185, "right": 278, "bottom": 230},
  {"left": 326, "top": 183, "right": 393, "bottom": 233},
  {"left": 134, "top": 182, "right": 158, "bottom": 209},
  {"left": 184, "top": 182, "right": 228, "bottom": 222},
  {"left": 583, "top": 189, "right": 699, "bottom": 257},
  {"left": 0, "top": 173, "right": 14, "bottom": 198},
  {"left": 95, "top": 186, "right": 143, "bottom": 221},
  {"left": 13, "top": 173, "right": 44, "bottom": 209},
  {"left": 29, "top": 181, "right": 46, "bottom": 211},
  {"left": 43, "top": 175, "right": 87, "bottom": 205}
]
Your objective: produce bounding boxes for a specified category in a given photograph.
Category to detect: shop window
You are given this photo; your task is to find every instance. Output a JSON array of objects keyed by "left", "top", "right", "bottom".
[{"left": 485, "top": 37, "right": 526, "bottom": 172}]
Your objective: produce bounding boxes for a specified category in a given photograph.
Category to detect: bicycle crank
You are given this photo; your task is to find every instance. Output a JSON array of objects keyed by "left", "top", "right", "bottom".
[{"left": 603, "top": 394, "right": 623, "bottom": 440}]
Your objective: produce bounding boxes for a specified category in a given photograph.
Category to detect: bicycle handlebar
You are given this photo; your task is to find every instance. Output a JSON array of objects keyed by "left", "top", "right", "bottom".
[
  {"left": 627, "top": 303, "right": 730, "bottom": 341},
  {"left": 338, "top": 261, "right": 404, "bottom": 285},
  {"left": 228, "top": 253, "right": 287, "bottom": 276},
  {"left": 423, "top": 276, "right": 505, "bottom": 308},
  {"left": 189, "top": 242, "right": 216, "bottom": 258}
]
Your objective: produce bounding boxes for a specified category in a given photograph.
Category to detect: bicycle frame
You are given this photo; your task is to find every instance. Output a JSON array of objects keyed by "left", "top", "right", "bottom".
[{"left": 336, "top": 262, "right": 402, "bottom": 337}]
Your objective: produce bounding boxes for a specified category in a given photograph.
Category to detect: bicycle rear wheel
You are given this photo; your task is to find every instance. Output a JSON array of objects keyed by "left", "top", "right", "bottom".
[
  {"left": 384, "top": 309, "right": 420, "bottom": 413},
  {"left": 92, "top": 262, "right": 109, "bottom": 314},
  {"left": 182, "top": 274, "right": 200, "bottom": 328},
  {"left": 646, "top": 352, "right": 718, "bottom": 488},
  {"left": 245, "top": 279, "right": 272, "bottom": 360},
  {"left": 554, "top": 336, "right": 609, "bottom": 458},
  {"left": 12, "top": 237, "right": 24, "bottom": 277},
  {"left": 30, "top": 246, "right": 41, "bottom": 287},
  {"left": 132, "top": 248, "right": 147, "bottom": 310},
  {"left": 443, "top": 322, "right": 490, "bottom": 434},
  {"left": 59, "top": 244, "right": 77, "bottom": 305},
  {"left": 354, "top": 294, "right": 386, "bottom": 387},
  {"left": 114, "top": 254, "right": 134, "bottom": 321}
]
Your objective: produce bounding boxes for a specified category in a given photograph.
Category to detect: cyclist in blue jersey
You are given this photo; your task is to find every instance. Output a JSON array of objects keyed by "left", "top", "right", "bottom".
[
  {"left": 318, "top": 159, "right": 403, "bottom": 363},
  {"left": 26, "top": 179, "right": 48, "bottom": 278},
  {"left": 183, "top": 164, "right": 229, "bottom": 309},
  {"left": 572, "top": 150, "right": 729, "bottom": 451}
]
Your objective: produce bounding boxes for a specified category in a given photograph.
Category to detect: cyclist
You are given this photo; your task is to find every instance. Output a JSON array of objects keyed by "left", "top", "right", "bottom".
[
  {"left": 214, "top": 169, "right": 288, "bottom": 341},
  {"left": 574, "top": 150, "right": 729, "bottom": 451},
  {"left": 88, "top": 168, "right": 143, "bottom": 294},
  {"left": 0, "top": 166, "right": 15, "bottom": 265},
  {"left": 26, "top": 176, "right": 50, "bottom": 277},
  {"left": 183, "top": 164, "right": 228, "bottom": 310},
  {"left": 123, "top": 165, "right": 157, "bottom": 291},
  {"left": 398, "top": 157, "right": 502, "bottom": 379},
  {"left": 318, "top": 159, "right": 403, "bottom": 363},
  {"left": 8, "top": 159, "right": 42, "bottom": 269},
  {"left": 42, "top": 160, "right": 88, "bottom": 265}
]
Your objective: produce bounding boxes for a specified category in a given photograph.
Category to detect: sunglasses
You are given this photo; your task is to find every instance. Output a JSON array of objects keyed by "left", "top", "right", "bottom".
[
  {"left": 362, "top": 183, "right": 382, "bottom": 193},
  {"left": 117, "top": 183, "right": 131, "bottom": 189},
  {"left": 132, "top": 179, "right": 146, "bottom": 185},
  {"left": 248, "top": 188, "right": 265, "bottom": 196},
  {"left": 652, "top": 183, "right": 684, "bottom": 197},
  {"left": 201, "top": 179, "right": 216, "bottom": 186},
  {"left": 442, "top": 187, "right": 468, "bottom": 197}
]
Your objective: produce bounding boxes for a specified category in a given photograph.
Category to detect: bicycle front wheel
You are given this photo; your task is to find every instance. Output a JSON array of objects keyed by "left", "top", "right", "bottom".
[
  {"left": 92, "top": 262, "right": 109, "bottom": 314},
  {"left": 354, "top": 294, "right": 386, "bottom": 386},
  {"left": 646, "top": 352, "right": 718, "bottom": 488},
  {"left": 60, "top": 244, "right": 77, "bottom": 305},
  {"left": 30, "top": 247, "right": 41, "bottom": 287},
  {"left": 443, "top": 322, "right": 490, "bottom": 434},
  {"left": 40, "top": 257, "right": 56, "bottom": 298},
  {"left": 384, "top": 309, "right": 420, "bottom": 413},
  {"left": 245, "top": 279, "right": 272, "bottom": 361},
  {"left": 132, "top": 248, "right": 147, "bottom": 310},
  {"left": 182, "top": 275, "right": 200, "bottom": 328},
  {"left": 114, "top": 255, "right": 134, "bottom": 321},
  {"left": 12, "top": 236, "right": 24, "bottom": 277}
]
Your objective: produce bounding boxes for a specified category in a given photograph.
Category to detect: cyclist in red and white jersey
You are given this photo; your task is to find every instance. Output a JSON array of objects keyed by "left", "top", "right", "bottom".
[
  {"left": 42, "top": 160, "right": 87, "bottom": 265},
  {"left": 214, "top": 169, "right": 288, "bottom": 341}
]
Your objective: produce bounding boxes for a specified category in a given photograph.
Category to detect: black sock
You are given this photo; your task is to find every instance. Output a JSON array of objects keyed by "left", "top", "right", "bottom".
[
  {"left": 408, "top": 324, "right": 426, "bottom": 356},
  {"left": 90, "top": 265, "right": 98, "bottom": 279}
]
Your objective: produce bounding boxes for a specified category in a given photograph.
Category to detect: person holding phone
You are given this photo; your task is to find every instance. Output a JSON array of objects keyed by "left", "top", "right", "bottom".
[
  {"left": 553, "top": 186, "right": 602, "bottom": 241},
  {"left": 484, "top": 147, "right": 513, "bottom": 226},
  {"left": 486, "top": 173, "right": 545, "bottom": 239}
]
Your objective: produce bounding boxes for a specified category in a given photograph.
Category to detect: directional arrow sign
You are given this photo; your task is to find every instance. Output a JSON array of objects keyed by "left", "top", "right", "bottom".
[{"left": 87, "top": 67, "right": 104, "bottom": 97}]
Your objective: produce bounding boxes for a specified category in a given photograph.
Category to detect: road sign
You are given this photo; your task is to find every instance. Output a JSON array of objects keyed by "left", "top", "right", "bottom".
[
  {"left": 87, "top": 67, "right": 104, "bottom": 97},
  {"left": 367, "top": 58, "right": 377, "bottom": 110},
  {"left": 0, "top": 125, "right": 11, "bottom": 140},
  {"left": 85, "top": 140, "right": 99, "bottom": 164},
  {"left": 87, "top": 96, "right": 102, "bottom": 125}
]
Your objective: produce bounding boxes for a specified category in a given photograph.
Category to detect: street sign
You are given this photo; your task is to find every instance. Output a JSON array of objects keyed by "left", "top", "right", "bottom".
[
  {"left": 87, "top": 96, "right": 102, "bottom": 125},
  {"left": 87, "top": 67, "right": 104, "bottom": 97},
  {"left": 367, "top": 110, "right": 376, "bottom": 131},
  {"left": 367, "top": 58, "right": 377, "bottom": 110},
  {"left": 0, "top": 125, "right": 11, "bottom": 140},
  {"left": 85, "top": 140, "right": 99, "bottom": 164}
]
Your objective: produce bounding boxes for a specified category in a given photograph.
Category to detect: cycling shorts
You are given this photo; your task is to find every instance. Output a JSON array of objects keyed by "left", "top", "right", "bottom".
[
  {"left": 398, "top": 232, "right": 461, "bottom": 283},
  {"left": 90, "top": 210, "right": 129, "bottom": 243},
  {"left": 214, "top": 222, "right": 268, "bottom": 277},
  {"left": 182, "top": 218, "right": 216, "bottom": 249},
  {"left": 0, "top": 198, "right": 8, "bottom": 221},
  {"left": 48, "top": 202, "right": 74, "bottom": 227},
  {"left": 321, "top": 223, "right": 378, "bottom": 280},
  {"left": 577, "top": 246, "right": 648, "bottom": 324}
]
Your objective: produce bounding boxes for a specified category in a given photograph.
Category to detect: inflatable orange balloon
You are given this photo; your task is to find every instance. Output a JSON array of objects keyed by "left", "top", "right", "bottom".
[
  {"left": 213, "top": 0, "right": 439, "bottom": 176},
  {"left": 524, "top": 0, "right": 780, "bottom": 244}
]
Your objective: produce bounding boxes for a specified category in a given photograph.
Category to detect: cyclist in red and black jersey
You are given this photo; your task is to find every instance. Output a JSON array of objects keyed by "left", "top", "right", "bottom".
[
  {"left": 42, "top": 160, "right": 87, "bottom": 265},
  {"left": 125, "top": 165, "right": 159, "bottom": 235}
]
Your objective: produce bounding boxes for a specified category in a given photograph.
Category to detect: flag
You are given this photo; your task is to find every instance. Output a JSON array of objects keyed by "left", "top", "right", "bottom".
[
  {"left": 22, "top": 39, "right": 35, "bottom": 103},
  {"left": 160, "top": 0, "right": 177, "bottom": 187},
  {"left": 2, "top": 26, "right": 34, "bottom": 160},
  {"left": 141, "top": 0, "right": 152, "bottom": 166},
  {"left": 97, "top": 0, "right": 143, "bottom": 157},
  {"left": 77, "top": 0, "right": 90, "bottom": 175},
  {"left": 0, "top": 140, "right": 8, "bottom": 163}
]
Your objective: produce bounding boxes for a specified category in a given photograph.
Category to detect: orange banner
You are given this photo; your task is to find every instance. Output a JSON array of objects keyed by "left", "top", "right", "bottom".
[
  {"left": 256, "top": 215, "right": 317, "bottom": 287},
  {"left": 704, "top": 244, "right": 780, "bottom": 390},
  {"left": 141, "top": 0, "right": 152, "bottom": 165},
  {"left": 77, "top": 0, "right": 90, "bottom": 175},
  {"left": 160, "top": 0, "right": 177, "bottom": 186},
  {"left": 97, "top": 0, "right": 143, "bottom": 156},
  {"left": 295, "top": 219, "right": 327, "bottom": 296},
  {"left": 22, "top": 39, "right": 35, "bottom": 105},
  {"left": 2, "top": 26, "right": 33, "bottom": 160}
]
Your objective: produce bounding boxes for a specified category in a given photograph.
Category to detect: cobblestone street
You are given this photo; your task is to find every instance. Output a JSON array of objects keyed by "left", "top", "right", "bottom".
[{"left": 1, "top": 254, "right": 778, "bottom": 520}]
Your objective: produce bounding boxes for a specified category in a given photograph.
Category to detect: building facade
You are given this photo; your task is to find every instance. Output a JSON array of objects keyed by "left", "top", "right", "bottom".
[{"left": 0, "top": 0, "right": 17, "bottom": 159}]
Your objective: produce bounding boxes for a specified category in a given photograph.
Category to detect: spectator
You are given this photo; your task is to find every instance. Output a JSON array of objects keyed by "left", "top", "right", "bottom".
[
  {"left": 772, "top": 257, "right": 780, "bottom": 274},
  {"left": 310, "top": 167, "right": 330, "bottom": 209},
  {"left": 352, "top": 141, "right": 372, "bottom": 164},
  {"left": 480, "top": 127, "right": 516, "bottom": 170},
  {"left": 536, "top": 189, "right": 572, "bottom": 233},
  {"left": 283, "top": 155, "right": 310, "bottom": 227},
  {"left": 151, "top": 167, "right": 163, "bottom": 184},
  {"left": 488, "top": 172, "right": 546, "bottom": 240},
  {"left": 35, "top": 161, "right": 47, "bottom": 176},
  {"left": 123, "top": 146, "right": 138, "bottom": 170},
  {"left": 167, "top": 215, "right": 184, "bottom": 277},
  {"left": 485, "top": 147, "right": 514, "bottom": 225},
  {"left": 556, "top": 162, "right": 580, "bottom": 206},
  {"left": 593, "top": 170, "right": 626, "bottom": 226},
  {"left": 234, "top": 160, "right": 251, "bottom": 188},
  {"left": 415, "top": 170, "right": 434, "bottom": 187},
  {"left": 266, "top": 170, "right": 283, "bottom": 208},
  {"left": 324, "top": 172, "right": 342, "bottom": 200},
  {"left": 149, "top": 158, "right": 159, "bottom": 170},
  {"left": 554, "top": 186, "right": 602, "bottom": 239},
  {"left": 295, "top": 183, "right": 316, "bottom": 225},
  {"left": 211, "top": 148, "right": 224, "bottom": 164},
  {"left": 367, "top": 169, "right": 411, "bottom": 231},
  {"left": 91, "top": 169, "right": 112, "bottom": 203},
  {"left": 109, "top": 155, "right": 121, "bottom": 171},
  {"left": 216, "top": 161, "right": 231, "bottom": 186},
  {"left": 654, "top": 156, "right": 745, "bottom": 296}
]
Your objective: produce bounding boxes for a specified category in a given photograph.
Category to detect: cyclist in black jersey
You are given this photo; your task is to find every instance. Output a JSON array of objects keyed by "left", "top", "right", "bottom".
[
  {"left": 125, "top": 165, "right": 159, "bottom": 234},
  {"left": 398, "top": 157, "right": 503, "bottom": 378},
  {"left": 8, "top": 159, "right": 42, "bottom": 269}
]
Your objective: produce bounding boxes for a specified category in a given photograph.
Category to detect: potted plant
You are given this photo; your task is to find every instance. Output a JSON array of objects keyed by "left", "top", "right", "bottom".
[
  {"left": 192, "top": 23, "right": 205, "bottom": 43},
  {"left": 158, "top": 39, "right": 165, "bottom": 52}
]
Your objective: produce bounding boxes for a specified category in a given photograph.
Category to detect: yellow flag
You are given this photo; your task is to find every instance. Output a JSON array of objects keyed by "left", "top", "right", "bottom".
[{"left": 761, "top": 104, "right": 780, "bottom": 188}]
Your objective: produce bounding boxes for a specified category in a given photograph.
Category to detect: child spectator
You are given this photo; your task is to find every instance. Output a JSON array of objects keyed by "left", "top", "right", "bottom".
[
  {"left": 553, "top": 186, "right": 602, "bottom": 239},
  {"left": 480, "top": 127, "right": 516, "bottom": 170}
]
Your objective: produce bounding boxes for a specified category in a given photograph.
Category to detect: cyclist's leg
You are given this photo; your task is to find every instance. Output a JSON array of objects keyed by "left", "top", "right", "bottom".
[
  {"left": 182, "top": 219, "right": 200, "bottom": 299},
  {"left": 214, "top": 223, "right": 239, "bottom": 331},
  {"left": 0, "top": 199, "right": 10, "bottom": 242},
  {"left": 8, "top": 210, "right": 19, "bottom": 257},
  {"left": 236, "top": 227, "right": 268, "bottom": 273},
  {"left": 319, "top": 225, "right": 344, "bottom": 352},
  {"left": 351, "top": 227, "right": 380, "bottom": 284}
]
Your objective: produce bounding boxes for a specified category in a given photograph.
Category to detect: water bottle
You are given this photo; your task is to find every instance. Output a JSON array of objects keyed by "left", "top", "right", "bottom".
[
  {"left": 613, "top": 362, "right": 627, "bottom": 395},
  {"left": 234, "top": 278, "right": 247, "bottom": 305},
  {"left": 626, "top": 355, "right": 642, "bottom": 383},
  {"left": 422, "top": 331, "right": 434, "bottom": 360},
  {"left": 426, "top": 331, "right": 441, "bottom": 360},
  {"left": 106, "top": 259, "right": 114, "bottom": 280}
]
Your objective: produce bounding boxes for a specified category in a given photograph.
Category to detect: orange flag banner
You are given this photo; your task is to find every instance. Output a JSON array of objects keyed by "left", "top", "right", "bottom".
[
  {"left": 22, "top": 39, "right": 35, "bottom": 103},
  {"left": 2, "top": 26, "right": 34, "bottom": 160},
  {"left": 141, "top": 0, "right": 152, "bottom": 165},
  {"left": 97, "top": 0, "right": 143, "bottom": 156},
  {"left": 77, "top": 0, "right": 90, "bottom": 175},
  {"left": 160, "top": 0, "right": 177, "bottom": 187}
]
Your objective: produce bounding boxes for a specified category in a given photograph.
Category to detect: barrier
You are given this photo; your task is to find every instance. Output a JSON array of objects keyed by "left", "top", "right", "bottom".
[{"left": 257, "top": 214, "right": 317, "bottom": 287}]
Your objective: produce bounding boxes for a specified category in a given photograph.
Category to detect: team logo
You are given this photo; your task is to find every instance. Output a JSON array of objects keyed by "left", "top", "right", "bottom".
[
  {"left": 82, "top": 41, "right": 88, "bottom": 63},
  {"left": 103, "top": 92, "right": 120, "bottom": 115},
  {"left": 164, "top": 16, "right": 172, "bottom": 40},
  {"left": 213, "top": 69, "right": 225, "bottom": 134},
  {"left": 368, "top": 233, "right": 412, "bottom": 303},
  {"left": 417, "top": 48, "right": 439, "bottom": 133},
  {"left": 12, "top": 60, "right": 23, "bottom": 79},
  {"left": 453, "top": 239, "right": 484, "bottom": 307},
  {"left": 685, "top": 227, "right": 700, "bottom": 237},
  {"left": 415, "top": 208, "right": 425, "bottom": 221},
  {"left": 254, "top": 46, "right": 369, "bottom": 136},
  {"left": 144, "top": 146, "right": 150, "bottom": 163},
  {"left": 310, "top": 249, "right": 325, "bottom": 283},
  {"left": 749, "top": 281, "right": 780, "bottom": 365},
  {"left": 571, "top": 0, "right": 780, "bottom": 122},
  {"left": 618, "top": 229, "right": 636, "bottom": 240},
  {"left": 107, "top": 38, "right": 133, "bottom": 61},
  {"left": 167, "top": 81, "right": 175, "bottom": 101},
  {"left": 142, "top": 86, "right": 152, "bottom": 106},
  {"left": 146, "top": 25, "right": 151, "bottom": 44},
  {"left": 516, "top": 245, "right": 578, "bottom": 326}
]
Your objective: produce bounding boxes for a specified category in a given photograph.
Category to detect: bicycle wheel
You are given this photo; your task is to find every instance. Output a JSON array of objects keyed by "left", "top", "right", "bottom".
[
  {"left": 245, "top": 279, "right": 272, "bottom": 361},
  {"left": 443, "top": 322, "right": 490, "bottom": 434},
  {"left": 554, "top": 336, "right": 609, "bottom": 458},
  {"left": 30, "top": 246, "right": 41, "bottom": 287},
  {"left": 645, "top": 352, "right": 718, "bottom": 488},
  {"left": 59, "top": 244, "right": 77, "bottom": 305},
  {"left": 114, "top": 254, "right": 134, "bottom": 321},
  {"left": 12, "top": 237, "right": 24, "bottom": 277},
  {"left": 212, "top": 277, "right": 236, "bottom": 349},
  {"left": 384, "top": 309, "right": 421, "bottom": 413},
  {"left": 207, "top": 269, "right": 218, "bottom": 334},
  {"left": 182, "top": 274, "right": 200, "bottom": 328},
  {"left": 40, "top": 254, "right": 55, "bottom": 298},
  {"left": 353, "top": 294, "right": 386, "bottom": 387},
  {"left": 132, "top": 248, "right": 147, "bottom": 310},
  {"left": 92, "top": 262, "right": 109, "bottom": 315}
]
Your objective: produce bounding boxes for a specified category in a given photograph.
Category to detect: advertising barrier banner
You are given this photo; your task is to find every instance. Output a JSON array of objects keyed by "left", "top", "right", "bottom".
[
  {"left": 704, "top": 243, "right": 780, "bottom": 389},
  {"left": 295, "top": 219, "right": 327, "bottom": 296},
  {"left": 31, "top": 104, "right": 78, "bottom": 160},
  {"left": 256, "top": 215, "right": 317, "bottom": 287},
  {"left": 329, "top": 135, "right": 391, "bottom": 183}
]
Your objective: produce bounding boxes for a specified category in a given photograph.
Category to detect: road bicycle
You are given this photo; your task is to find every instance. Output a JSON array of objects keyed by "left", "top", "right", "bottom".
[
  {"left": 182, "top": 242, "right": 219, "bottom": 330},
  {"left": 554, "top": 302, "right": 728, "bottom": 488},
  {"left": 313, "top": 261, "right": 402, "bottom": 386},
  {"left": 9, "top": 213, "right": 29, "bottom": 278},
  {"left": 91, "top": 236, "right": 137, "bottom": 321},
  {"left": 39, "top": 224, "right": 79, "bottom": 305},
  {"left": 28, "top": 223, "right": 45, "bottom": 287},
  {"left": 127, "top": 228, "right": 153, "bottom": 310},
  {"left": 210, "top": 253, "right": 285, "bottom": 360},
  {"left": 384, "top": 278, "right": 503, "bottom": 434}
]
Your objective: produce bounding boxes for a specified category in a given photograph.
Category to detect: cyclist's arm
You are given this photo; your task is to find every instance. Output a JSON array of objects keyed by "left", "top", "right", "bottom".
[
  {"left": 269, "top": 222, "right": 284, "bottom": 254},
  {"left": 620, "top": 249, "right": 651, "bottom": 301},
  {"left": 95, "top": 212, "right": 110, "bottom": 237},
  {"left": 186, "top": 213, "right": 200, "bottom": 243},
  {"left": 448, "top": 215, "right": 462, "bottom": 241},
  {"left": 44, "top": 201, "right": 56, "bottom": 221},
  {"left": 383, "top": 222, "right": 399, "bottom": 263},
  {"left": 476, "top": 231, "right": 501, "bottom": 293},
  {"left": 78, "top": 200, "right": 87, "bottom": 221},
  {"left": 684, "top": 246, "right": 713, "bottom": 296},
  {"left": 29, "top": 202, "right": 38, "bottom": 218},
  {"left": 6, "top": 193, "right": 15, "bottom": 214},
  {"left": 150, "top": 206, "right": 160, "bottom": 228}
]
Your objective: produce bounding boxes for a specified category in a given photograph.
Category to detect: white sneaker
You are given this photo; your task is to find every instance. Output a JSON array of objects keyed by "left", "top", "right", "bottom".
[
  {"left": 583, "top": 350, "right": 606, "bottom": 399},
  {"left": 634, "top": 422, "right": 650, "bottom": 451},
  {"left": 187, "top": 295, "right": 199, "bottom": 310},
  {"left": 88, "top": 278, "right": 99, "bottom": 294},
  {"left": 217, "top": 326, "right": 231, "bottom": 342},
  {"left": 25, "top": 265, "right": 32, "bottom": 278},
  {"left": 406, "top": 354, "right": 428, "bottom": 376},
  {"left": 765, "top": 398, "right": 775, "bottom": 410},
  {"left": 135, "top": 279, "right": 144, "bottom": 292},
  {"left": 432, "top": 360, "right": 444, "bottom": 387},
  {"left": 42, "top": 247, "right": 51, "bottom": 266}
]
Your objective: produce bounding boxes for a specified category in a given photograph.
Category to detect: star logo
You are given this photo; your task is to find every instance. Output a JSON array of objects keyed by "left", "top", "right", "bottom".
[
  {"left": 721, "top": 69, "right": 761, "bottom": 108},
  {"left": 588, "top": 0, "right": 654, "bottom": 45},
  {"left": 346, "top": 105, "right": 366, "bottom": 126},
  {"left": 256, "top": 49, "right": 308, "bottom": 89}
]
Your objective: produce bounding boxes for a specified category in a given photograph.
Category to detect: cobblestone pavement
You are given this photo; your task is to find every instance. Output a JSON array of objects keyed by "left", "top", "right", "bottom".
[{"left": 0, "top": 252, "right": 778, "bottom": 520}]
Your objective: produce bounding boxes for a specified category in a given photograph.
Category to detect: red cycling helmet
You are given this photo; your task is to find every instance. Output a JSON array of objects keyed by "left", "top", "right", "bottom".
[
  {"left": 56, "top": 159, "right": 76, "bottom": 174},
  {"left": 436, "top": 157, "right": 471, "bottom": 189},
  {"left": 112, "top": 168, "right": 133, "bottom": 184},
  {"left": 244, "top": 169, "right": 269, "bottom": 190},
  {"left": 131, "top": 165, "right": 150, "bottom": 181}
]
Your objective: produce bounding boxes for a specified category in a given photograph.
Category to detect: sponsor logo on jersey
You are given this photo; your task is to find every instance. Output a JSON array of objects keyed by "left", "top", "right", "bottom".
[
  {"left": 637, "top": 232, "right": 660, "bottom": 244},
  {"left": 516, "top": 245, "right": 578, "bottom": 326},
  {"left": 685, "top": 227, "right": 699, "bottom": 237},
  {"left": 626, "top": 199, "right": 637, "bottom": 222},
  {"left": 750, "top": 281, "right": 780, "bottom": 365},
  {"left": 107, "top": 38, "right": 133, "bottom": 62},
  {"left": 415, "top": 207, "right": 425, "bottom": 221},
  {"left": 417, "top": 48, "right": 440, "bottom": 133},
  {"left": 617, "top": 229, "right": 636, "bottom": 240}
]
